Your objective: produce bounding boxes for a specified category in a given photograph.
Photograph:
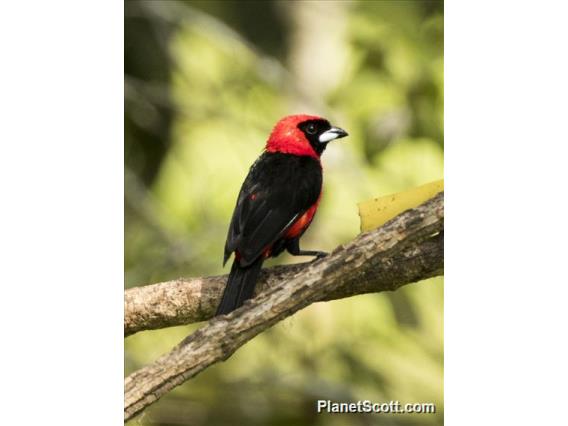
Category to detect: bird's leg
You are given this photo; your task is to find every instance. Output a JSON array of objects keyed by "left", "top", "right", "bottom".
[{"left": 286, "top": 238, "right": 328, "bottom": 259}]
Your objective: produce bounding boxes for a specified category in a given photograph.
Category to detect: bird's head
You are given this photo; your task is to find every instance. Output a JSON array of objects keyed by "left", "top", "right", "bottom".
[{"left": 265, "top": 114, "right": 348, "bottom": 158}]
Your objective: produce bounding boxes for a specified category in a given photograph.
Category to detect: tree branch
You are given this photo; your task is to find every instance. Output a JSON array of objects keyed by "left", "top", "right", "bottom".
[
  {"left": 124, "top": 192, "right": 443, "bottom": 421},
  {"left": 125, "top": 234, "right": 443, "bottom": 337}
]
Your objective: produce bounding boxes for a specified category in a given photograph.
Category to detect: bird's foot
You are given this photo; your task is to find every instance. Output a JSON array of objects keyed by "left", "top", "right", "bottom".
[{"left": 297, "top": 250, "right": 328, "bottom": 260}]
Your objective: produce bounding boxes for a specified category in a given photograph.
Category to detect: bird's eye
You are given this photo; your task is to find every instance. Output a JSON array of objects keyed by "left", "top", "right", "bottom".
[{"left": 306, "top": 123, "right": 317, "bottom": 134}]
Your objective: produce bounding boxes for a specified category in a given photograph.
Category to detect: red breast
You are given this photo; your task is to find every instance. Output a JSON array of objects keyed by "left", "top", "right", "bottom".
[{"left": 285, "top": 200, "right": 320, "bottom": 239}]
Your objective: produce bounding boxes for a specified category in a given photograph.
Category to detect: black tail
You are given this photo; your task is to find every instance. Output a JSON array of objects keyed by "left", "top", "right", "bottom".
[{"left": 216, "top": 257, "right": 264, "bottom": 315}]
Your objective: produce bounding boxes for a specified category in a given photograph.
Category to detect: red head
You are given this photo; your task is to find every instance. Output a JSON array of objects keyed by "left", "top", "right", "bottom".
[{"left": 266, "top": 114, "right": 348, "bottom": 159}]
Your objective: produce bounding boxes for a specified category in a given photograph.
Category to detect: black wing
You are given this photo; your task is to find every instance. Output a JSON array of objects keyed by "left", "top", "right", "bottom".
[{"left": 224, "top": 152, "right": 322, "bottom": 267}]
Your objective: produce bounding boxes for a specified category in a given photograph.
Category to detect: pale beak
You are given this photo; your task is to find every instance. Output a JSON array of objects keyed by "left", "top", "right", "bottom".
[{"left": 319, "top": 126, "right": 349, "bottom": 143}]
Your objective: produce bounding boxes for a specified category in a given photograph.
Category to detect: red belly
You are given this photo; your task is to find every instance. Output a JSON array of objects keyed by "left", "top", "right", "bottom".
[
  {"left": 285, "top": 201, "right": 319, "bottom": 239},
  {"left": 258, "top": 194, "right": 322, "bottom": 259}
]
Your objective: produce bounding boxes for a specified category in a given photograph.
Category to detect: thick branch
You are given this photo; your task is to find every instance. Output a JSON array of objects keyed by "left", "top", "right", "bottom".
[
  {"left": 124, "top": 192, "right": 443, "bottom": 421},
  {"left": 125, "top": 234, "right": 443, "bottom": 336}
]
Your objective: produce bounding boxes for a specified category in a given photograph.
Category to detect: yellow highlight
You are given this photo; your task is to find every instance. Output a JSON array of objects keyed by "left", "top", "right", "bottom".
[{"left": 358, "top": 179, "right": 444, "bottom": 232}]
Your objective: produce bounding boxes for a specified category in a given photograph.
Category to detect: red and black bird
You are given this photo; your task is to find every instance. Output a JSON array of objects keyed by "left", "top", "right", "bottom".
[{"left": 216, "top": 114, "right": 348, "bottom": 315}]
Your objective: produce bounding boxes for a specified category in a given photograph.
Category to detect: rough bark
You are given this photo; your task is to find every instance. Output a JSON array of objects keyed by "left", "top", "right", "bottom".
[
  {"left": 124, "top": 192, "right": 443, "bottom": 421},
  {"left": 125, "top": 233, "right": 443, "bottom": 337}
]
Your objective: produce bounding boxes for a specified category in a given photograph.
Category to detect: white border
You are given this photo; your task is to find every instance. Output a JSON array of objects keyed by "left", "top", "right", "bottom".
[
  {"left": 446, "top": 1, "right": 568, "bottom": 424},
  {"left": 0, "top": 2, "right": 123, "bottom": 424}
]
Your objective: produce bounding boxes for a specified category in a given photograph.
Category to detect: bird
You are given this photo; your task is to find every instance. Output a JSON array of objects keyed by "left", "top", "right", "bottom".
[{"left": 216, "top": 114, "right": 349, "bottom": 315}]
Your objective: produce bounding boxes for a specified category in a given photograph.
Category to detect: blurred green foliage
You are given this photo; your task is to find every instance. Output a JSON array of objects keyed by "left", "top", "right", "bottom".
[{"left": 125, "top": 1, "right": 443, "bottom": 425}]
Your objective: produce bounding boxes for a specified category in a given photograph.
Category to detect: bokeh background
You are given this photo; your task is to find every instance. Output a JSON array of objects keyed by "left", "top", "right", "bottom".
[{"left": 125, "top": 1, "right": 443, "bottom": 425}]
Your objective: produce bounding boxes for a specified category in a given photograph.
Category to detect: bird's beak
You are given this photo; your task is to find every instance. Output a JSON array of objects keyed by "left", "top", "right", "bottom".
[{"left": 319, "top": 126, "right": 349, "bottom": 143}]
